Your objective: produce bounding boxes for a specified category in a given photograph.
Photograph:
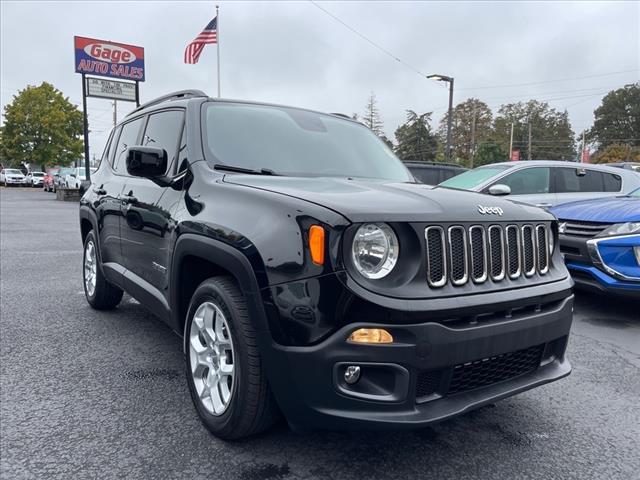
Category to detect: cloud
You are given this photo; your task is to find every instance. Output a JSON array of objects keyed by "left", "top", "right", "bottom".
[{"left": 1, "top": 1, "right": 638, "bottom": 159}]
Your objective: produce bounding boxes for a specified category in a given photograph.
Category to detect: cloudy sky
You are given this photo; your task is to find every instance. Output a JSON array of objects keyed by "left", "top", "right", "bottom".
[{"left": 1, "top": 1, "right": 638, "bottom": 160}]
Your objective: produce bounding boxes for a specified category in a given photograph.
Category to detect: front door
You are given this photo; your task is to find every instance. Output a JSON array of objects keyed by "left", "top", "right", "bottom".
[{"left": 120, "top": 109, "right": 185, "bottom": 300}]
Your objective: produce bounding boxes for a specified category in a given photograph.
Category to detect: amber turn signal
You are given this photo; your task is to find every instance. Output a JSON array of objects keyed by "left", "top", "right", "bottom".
[
  {"left": 309, "top": 225, "right": 325, "bottom": 265},
  {"left": 348, "top": 328, "right": 393, "bottom": 344}
]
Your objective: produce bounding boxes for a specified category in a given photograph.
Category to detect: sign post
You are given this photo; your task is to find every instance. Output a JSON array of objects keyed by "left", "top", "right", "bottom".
[{"left": 74, "top": 36, "right": 145, "bottom": 183}]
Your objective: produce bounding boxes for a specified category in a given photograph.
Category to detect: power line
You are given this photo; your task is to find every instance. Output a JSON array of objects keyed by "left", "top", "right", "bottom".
[
  {"left": 458, "top": 70, "right": 639, "bottom": 91},
  {"left": 308, "top": 0, "right": 428, "bottom": 78}
]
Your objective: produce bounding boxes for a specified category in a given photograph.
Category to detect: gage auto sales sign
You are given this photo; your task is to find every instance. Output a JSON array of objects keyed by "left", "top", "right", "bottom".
[{"left": 74, "top": 36, "right": 145, "bottom": 82}]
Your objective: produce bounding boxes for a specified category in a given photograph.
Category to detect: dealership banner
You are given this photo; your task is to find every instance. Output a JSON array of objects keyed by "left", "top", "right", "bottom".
[{"left": 74, "top": 36, "right": 145, "bottom": 82}]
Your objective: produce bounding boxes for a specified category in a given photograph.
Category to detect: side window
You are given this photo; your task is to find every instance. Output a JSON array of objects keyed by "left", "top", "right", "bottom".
[
  {"left": 495, "top": 168, "right": 550, "bottom": 195},
  {"left": 141, "top": 110, "right": 185, "bottom": 175},
  {"left": 98, "top": 128, "right": 118, "bottom": 169},
  {"left": 555, "top": 168, "right": 620, "bottom": 193},
  {"left": 113, "top": 117, "right": 145, "bottom": 173},
  {"left": 603, "top": 172, "right": 622, "bottom": 192}
]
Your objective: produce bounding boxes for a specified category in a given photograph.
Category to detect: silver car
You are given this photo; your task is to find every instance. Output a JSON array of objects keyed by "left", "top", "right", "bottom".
[{"left": 438, "top": 160, "right": 640, "bottom": 208}]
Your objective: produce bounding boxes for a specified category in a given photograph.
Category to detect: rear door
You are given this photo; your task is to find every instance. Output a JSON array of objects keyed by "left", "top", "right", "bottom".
[
  {"left": 553, "top": 166, "right": 623, "bottom": 206},
  {"left": 96, "top": 117, "right": 144, "bottom": 268},
  {"left": 119, "top": 109, "right": 185, "bottom": 303}
]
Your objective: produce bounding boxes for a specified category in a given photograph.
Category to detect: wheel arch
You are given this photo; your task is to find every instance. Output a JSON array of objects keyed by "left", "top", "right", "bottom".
[{"left": 171, "top": 234, "right": 271, "bottom": 351}]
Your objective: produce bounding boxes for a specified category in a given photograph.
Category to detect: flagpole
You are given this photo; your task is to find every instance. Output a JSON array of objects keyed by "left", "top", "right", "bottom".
[{"left": 216, "top": 4, "right": 221, "bottom": 98}]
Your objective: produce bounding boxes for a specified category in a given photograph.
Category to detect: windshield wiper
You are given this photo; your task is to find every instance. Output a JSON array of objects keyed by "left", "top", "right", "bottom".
[{"left": 214, "top": 164, "right": 278, "bottom": 176}]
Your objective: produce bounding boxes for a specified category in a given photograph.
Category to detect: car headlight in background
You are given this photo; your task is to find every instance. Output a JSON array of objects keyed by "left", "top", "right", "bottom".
[
  {"left": 352, "top": 223, "right": 399, "bottom": 279},
  {"left": 598, "top": 222, "right": 640, "bottom": 237}
]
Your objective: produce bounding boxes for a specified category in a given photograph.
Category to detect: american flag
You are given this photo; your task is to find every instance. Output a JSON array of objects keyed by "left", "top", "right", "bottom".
[{"left": 184, "top": 17, "right": 218, "bottom": 64}]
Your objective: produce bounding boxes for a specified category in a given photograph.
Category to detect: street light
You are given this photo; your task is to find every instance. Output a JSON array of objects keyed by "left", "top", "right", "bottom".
[{"left": 427, "top": 74, "right": 454, "bottom": 162}]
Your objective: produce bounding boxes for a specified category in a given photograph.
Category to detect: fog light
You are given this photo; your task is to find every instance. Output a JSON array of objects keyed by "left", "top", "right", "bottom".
[
  {"left": 344, "top": 365, "right": 361, "bottom": 385},
  {"left": 348, "top": 328, "right": 393, "bottom": 344}
]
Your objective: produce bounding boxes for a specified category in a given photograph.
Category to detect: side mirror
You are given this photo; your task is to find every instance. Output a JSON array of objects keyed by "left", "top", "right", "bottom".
[
  {"left": 488, "top": 184, "right": 511, "bottom": 196},
  {"left": 126, "top": 146, "right": 167, "bottom": 178}
]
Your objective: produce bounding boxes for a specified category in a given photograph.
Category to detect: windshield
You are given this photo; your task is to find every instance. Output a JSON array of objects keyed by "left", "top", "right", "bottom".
[
  {"left": 202, "top": 103, "right": 412, "bottom": 181},
  {"left": 32, "top": 172, "right": 44, "bottom": 177},
  {"left": 439, "top": 165, "right": 511, "bottom": 190},
  {"left": 5, "top": 169, "right": 22, "bottom": 175},
  {"left": 630, "top": 188, "right": 640, "bottom": 197}
]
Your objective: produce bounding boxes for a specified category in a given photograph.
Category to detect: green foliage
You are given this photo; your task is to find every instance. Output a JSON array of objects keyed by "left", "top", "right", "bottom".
[
  {"left": 394, "top": 110, "right": 438, "bottom": 162},
  {"left": 474, "top": 140, "right": 507, "bottom": 166},
  {"left": 493, "top": 100, "right": 576, "bottom": 161},
  {"left": 438, "top": 98, "right": 493, "bottom": 166},
  {"left": 587, "top": 83, "right": 640, "bottom": 148},
  {"left": 591, "top": 143, "right": 640, "bottom": 164},
  {"left": 0, "top": 82, "right": 83, "bottom": 170}
]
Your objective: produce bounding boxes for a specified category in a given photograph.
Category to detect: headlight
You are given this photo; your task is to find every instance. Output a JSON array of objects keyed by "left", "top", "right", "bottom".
[
  {"left": 352, "top": 223, "right": 399, "bottom": 279},
  {"left": 598, "top": 222, "right": 640, "bottom": 237}
]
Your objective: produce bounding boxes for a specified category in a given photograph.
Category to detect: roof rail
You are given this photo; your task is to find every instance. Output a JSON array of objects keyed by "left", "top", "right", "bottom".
[{"left": 127, "top": 89, "right": 208, "bottom": 117}]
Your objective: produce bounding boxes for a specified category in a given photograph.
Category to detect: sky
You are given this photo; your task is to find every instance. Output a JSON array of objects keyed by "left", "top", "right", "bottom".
[{"left": 1, "top": 0, "right": 639, "bottom": 161}]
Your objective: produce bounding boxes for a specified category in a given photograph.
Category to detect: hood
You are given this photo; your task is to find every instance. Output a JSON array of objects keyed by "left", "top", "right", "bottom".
[
  {"left": 6, "top": 174, "right": 24, "bottom": 178},
  {"left": 551, "top": 196, "right": 640, "bottom": 223},
  {"left": 224, "top": 175, "right": 552, "bottom": 223}
]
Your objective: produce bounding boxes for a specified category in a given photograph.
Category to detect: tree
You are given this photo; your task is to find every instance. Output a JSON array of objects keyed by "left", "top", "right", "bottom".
[
  {"left": 362, "top": 92, "right": 385, "bottom": 137},
  {"left": 587, "top": 83, "right": 640, "bottom": 149},
  {"left": 474, "top": 140, "right": 507, "bottom": 166},
  {"left": 438, "top": 98, "right": 493, "bottom": 167},
  {"left": 493, "top": 100, "right": 576, "bottom": 161},
  {"left": 590, "top": 143, "right": 640, "bottom": 164},
  {"left": 394, "top": 110, "right": 439, "bottom": 162},
  {"left": 0, "top": 82, "right": 83, "bottom": 171}
]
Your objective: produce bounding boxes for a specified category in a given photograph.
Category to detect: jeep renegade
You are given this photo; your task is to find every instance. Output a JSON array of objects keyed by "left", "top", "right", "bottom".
[{"left": 79, "top": 90, "right": 573, "bottom": 439}]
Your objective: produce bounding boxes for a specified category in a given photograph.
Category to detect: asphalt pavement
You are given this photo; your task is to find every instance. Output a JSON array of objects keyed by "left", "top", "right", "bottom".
[{"left": 1, "top": 187, "right": 639, "bottom": 480}]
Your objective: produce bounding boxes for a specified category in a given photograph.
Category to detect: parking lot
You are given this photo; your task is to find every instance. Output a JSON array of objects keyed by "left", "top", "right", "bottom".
[{"left": 1, "top": 187, "right": 638, "bottom": 480}]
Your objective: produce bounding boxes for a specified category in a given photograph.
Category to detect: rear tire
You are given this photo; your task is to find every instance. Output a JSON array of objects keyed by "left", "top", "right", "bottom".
[
  {"left": 83, "top": 230, "right": 123, "bottom": 310},
  {"left": 185, "top": 277, "right": 278, "bottom": 440}
]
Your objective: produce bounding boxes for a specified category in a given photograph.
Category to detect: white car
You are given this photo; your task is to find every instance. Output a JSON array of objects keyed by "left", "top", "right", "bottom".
[
  {"left": 0, "top": 168, "right": 26, "bottom": 186},
  {"left": 439, "top": 160, "right": 640, "bottom": 208},
  {"left": 25, "top": 171, "right": 45, "bottom": 187},
  {"left": 64, "top": 167, "right": 96, "bottom": 189}
]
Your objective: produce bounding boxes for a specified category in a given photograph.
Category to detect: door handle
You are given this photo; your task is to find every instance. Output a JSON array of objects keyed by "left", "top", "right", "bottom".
[
  {"left": 121, "top": 195, "right": 138, "bottom": 204},
  {"left": 93, "top": 187, "right": 107, "bottom": 195},
  {"left": 536, "top": 203, "right": 552, "bottom": 208}
]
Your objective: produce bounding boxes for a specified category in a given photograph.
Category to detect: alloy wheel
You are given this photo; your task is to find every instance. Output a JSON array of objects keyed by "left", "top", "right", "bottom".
[
  {"left": 189, "top": 301, "right": 235, "bottom": 416},
  {"left": 84, "top": 240, "right": 97, "bottom": 297}
]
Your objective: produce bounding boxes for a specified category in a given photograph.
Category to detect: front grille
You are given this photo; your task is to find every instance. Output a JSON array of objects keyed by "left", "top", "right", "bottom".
[
  {"left": 522, "top": 225, "right": 535, "bottom": 276},
  {"left": 425, "top": 224, "right": 550, "bottom": 288},
  {"left": 447, "top": 344, "right": 544, "bottom": 395},
  {"left": 425, "top": 227, "right": 447, "bottom": 287},
  {"left": 561, "top": 220, "right": 610, "bottom": 238}
]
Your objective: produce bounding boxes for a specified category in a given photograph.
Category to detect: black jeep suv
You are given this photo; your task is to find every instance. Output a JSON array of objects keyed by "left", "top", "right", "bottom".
[{"left": 79, "top": 90, "right": 573, "bottom": 439}]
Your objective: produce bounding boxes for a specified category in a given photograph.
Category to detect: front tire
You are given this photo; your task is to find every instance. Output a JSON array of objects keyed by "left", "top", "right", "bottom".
[
  {"left": 83, "top": 231, "right": 123, "bottom": 310},
  {"left": 185, "top": 277, "right": 278, "bottom": 440}
]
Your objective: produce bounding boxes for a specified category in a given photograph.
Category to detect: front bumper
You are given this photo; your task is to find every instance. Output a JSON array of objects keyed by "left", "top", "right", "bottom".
[
  {"left": 4, "top": 178, "right": 25, "bottom": 185},
  {"left": 566, "top": 262, "right": 640, "bottom": 297},
  {"left": 264, "top": 292, "right": 573, "bottom": 430},
  {"left": 560, "top": 233, "right": 640, "bottom": 297}
]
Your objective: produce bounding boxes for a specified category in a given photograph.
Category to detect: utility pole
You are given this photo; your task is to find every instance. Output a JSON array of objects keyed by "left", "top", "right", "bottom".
[
  {"left": 470, "top": 103, "right": 477, "bottom": 168},
  {"left": 112, "top": 100, "right": 117, "bottom": 127},
  {"left": 527, "top": 118, "right": 532, "bottom": 160},
  {"left": 581, "top": 130, "right": 586, "bottom": 163},
  {"left": 509, "top": 122, "right": 514, "bottom": 160}
]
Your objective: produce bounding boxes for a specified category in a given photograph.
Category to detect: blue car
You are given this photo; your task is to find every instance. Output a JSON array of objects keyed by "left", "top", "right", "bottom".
[{"left": 551, "top": 188, "right": 640, "bottom": 297}]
